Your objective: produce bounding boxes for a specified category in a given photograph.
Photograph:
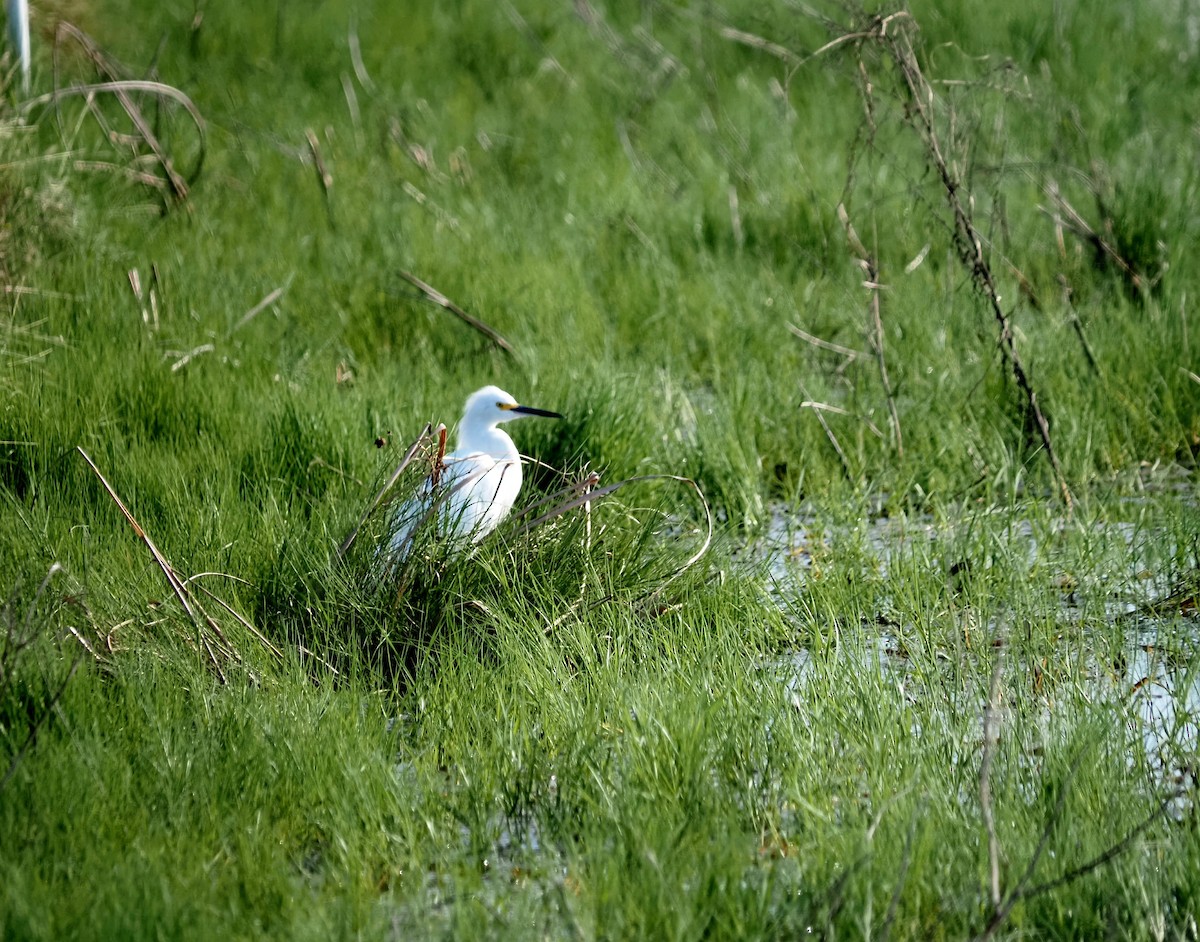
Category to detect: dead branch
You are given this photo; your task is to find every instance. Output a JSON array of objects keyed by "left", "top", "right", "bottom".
[
  {"left": 787, "top": 323, "right": 864, "bottom": 363},
  {"left": 800, "top": 383, "right": 855, "bottom": 481},
  {"left": 876, "top": 22, "right": 1071, "bottom": 508},
  {"left": 231, "top": 286, "right": 286, "bottom": 335}
]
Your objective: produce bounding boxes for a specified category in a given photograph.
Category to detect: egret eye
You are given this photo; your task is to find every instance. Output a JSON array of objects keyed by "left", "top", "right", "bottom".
[{"left": 497, "top": 402, "right": 515, "bottom": 410}]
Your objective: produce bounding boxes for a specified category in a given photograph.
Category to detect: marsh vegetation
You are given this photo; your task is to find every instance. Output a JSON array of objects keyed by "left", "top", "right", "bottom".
[{"left": 2, "top": 0, "right": 1199, "bottom": 937}]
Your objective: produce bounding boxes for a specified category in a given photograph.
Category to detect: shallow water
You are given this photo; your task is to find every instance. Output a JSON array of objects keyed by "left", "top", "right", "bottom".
[{"left": 754, "top": 497, "right": 1199, "bottom": 802}]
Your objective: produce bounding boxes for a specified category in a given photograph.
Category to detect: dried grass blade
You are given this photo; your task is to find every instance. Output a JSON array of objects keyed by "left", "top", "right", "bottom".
[
  {"left": 337, "top": 424, "right": 434, "bottom": 558},
  {"left": 76, "top": 447, "right": 197, "bottom": 623},
  {"left": 397, "top": 269, "right": 515, "bottom": 356},
  {"left": 231, "top": 286, "right": 286, "bottom": 335}
]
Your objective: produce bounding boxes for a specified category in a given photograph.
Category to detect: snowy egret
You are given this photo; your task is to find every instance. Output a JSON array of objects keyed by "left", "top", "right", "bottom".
[{"left": 384, "top": 385, "right": 562, "bottom": 560}]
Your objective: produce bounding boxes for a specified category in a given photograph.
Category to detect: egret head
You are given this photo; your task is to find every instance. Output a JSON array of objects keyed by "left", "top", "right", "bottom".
[{"left": 462, "top": 386, "right": 562, "bottom": 429}]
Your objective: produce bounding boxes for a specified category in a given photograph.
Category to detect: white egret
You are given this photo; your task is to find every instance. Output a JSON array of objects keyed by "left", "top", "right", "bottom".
[{"left": 384, "top": 385, "right": 561, "bottom": 560}]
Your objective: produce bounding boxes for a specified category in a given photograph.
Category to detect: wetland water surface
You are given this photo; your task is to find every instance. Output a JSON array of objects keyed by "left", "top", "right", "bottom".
[{"left": 752, "top": 498, "right": 1200, "bottom": 796}]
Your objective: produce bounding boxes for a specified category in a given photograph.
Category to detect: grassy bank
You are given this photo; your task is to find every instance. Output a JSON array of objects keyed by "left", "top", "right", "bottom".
[{"left": 3, "top": 0, "right": 1199, "bottom": 938}]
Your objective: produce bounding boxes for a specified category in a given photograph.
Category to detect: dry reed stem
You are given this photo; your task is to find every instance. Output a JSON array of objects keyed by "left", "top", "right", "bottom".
[
  {"left": 337, "top": 423, "right": 436, "bottom": 558},
  {"left": 231, "top": 286, "right": 286, "bottom": 335},
  {"left": 185, "top": 577, "right": 285, "bottom": 663},
  {"left": 972, "top": 749, "right": 1179, "bottom": 942},
  {"left": 1041, "top": 181, "right": 1146, "bottom": 298},
  {"left": 304, "top": 128, "right": 335, "bottom": 228},
  {"left": 837, "top": 202, "right": 903, "bottom": 457},
  {"left": 78, "top": 448, "right": 200, "bottom": 623},
  {"left": 511, "top": 470, "right": 603, "bottom": 525},
  {"left": 787, "top": 323, "right": 864, "bottom": 363},
  {"left": 800, "top": 382, "right": 854, "bottom": 481},
  {"left": 396, "top": 270, "right": 516, "bottom": 356},
  {"left": 979, "top": 652, "right": 1004, "bottom": 912},
  {"left": 47, "top": 23, "right": 205, "bottom": 202},
  {"left": 77, "top": 447, "right": 253, "bottom": 678}
]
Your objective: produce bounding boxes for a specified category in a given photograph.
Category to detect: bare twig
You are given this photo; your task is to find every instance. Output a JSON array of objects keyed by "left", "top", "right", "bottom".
[
  {"left": 28, "top": 79, "right": 206, "bottom": 183},
  {"left": 168, "top": 343, "right": 214, "bottom": 371},
  {"left": 510, "top": 471, "right": 603, "bottom": 525},
  {"left": 973, "top": 756, "right": 1178, "bottom": 942},
  {"left": 78, "top": 447, "right": 199, "bottom": 624},
  {"left": 1019, "top": 793, "right": 1176, "bottom": 899},
  {"left": 396, "top": 270, "right": 515, "bottom": 356},
  {"left": 787, "top": 323, "right": 864, "bottom": 362},
  {"left": 77, "top": 448, "right": 258, "bottom": 677},
  {"left": 718, "top": 26, "right": 803, "bottom": 66},
  {"left": 878, "top": 23, "right": 1071, "bottom": 508},
  {"left": 186, "top": 578, "right": 285, "bottom": 663}
]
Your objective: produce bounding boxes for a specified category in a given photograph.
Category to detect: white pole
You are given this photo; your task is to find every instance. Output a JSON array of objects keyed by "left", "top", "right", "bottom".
[{"left": 7, "top": 0, "right": 30, "bottom": 92}]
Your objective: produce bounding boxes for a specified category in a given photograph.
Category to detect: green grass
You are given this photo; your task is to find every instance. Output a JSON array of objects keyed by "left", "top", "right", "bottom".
[{"left": 3, "top": 0, "right": 1200, "bottom": 938}]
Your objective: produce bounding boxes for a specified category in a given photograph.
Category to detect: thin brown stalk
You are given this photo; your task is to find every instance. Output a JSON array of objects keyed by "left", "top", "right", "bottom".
[
  {"left": 187, "top": 579, "right": 285, "bottom": 663},
  {"left": 78, "top": 447, "right": 198, "bottom": 623},
  {"left": 787, "top": 323, "right": 864, "bottom": 362},
  {"left": 396, "top": 270, "right": 515, "bottom": 356},
  {"left": 298, "top": 644, "right": 340, "bottom": 678},
  {"left": 304, "top": 128, "right": 336, "bottom": 229},
  {"left": 510, "top": 471, "right": 603, "bottom": 525},
  {"left": 718, "top": 27, "right": 803, "bottom": 66},
  {"left": 973, "top": 756, "right": 1178, "bottom": 942},
  {"left": 1042, "top": 181, "right": 1145, "bottom": 298},
  {"left": 77, "top": 448, "right": 236, "bottom": 677}
]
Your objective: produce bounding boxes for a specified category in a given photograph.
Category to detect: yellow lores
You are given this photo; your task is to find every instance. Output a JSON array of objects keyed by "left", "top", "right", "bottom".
[{"left": 385, "top": 386, "right": 562, "bottom": 559}]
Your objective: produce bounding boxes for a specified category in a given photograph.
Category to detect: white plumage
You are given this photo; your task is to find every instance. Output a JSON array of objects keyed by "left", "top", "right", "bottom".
[{"left": 384, "top": 386, "right": 561, "bottom": 560}]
